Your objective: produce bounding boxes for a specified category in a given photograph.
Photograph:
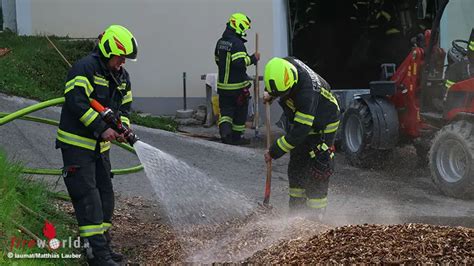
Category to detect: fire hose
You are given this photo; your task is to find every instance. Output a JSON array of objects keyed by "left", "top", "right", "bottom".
[{"left": 0, "top": 97, "right": 144, "bottom": 176}]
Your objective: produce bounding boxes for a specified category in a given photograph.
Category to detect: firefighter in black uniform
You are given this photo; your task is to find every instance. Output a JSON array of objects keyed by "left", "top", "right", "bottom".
[
  {"left": 214, "top": 13, "right": 260, "bottom": 145},
  {"left": 263, "top": 57, "right": 340, "bottom": 219},
  {"left": 444, "top": 29, "right": 474, "bottom": 102},
  {"left": 56, "top": 25, "right": 137, "bottom": 266}
]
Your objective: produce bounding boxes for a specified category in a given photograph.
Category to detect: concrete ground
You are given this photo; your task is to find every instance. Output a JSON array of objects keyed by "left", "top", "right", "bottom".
[{"left": 1, "top": 93, "right": 473, "bottom": 228}]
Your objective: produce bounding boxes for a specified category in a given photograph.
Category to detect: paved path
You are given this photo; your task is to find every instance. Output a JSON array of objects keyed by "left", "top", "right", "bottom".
[{"left": 1, "top": 93, "right": 472, "bottom": 227}]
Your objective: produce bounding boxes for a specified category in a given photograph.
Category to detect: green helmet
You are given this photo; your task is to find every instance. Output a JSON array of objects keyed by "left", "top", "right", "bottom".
[
  {"left": 264, "top": 57, "right": 298, "bottom": 96},
  {"left": 98, "top": 25, "right": 138, "bottom": 61},
  {"left": 228, "top": 13, "right": 251, "bottom": 36}
]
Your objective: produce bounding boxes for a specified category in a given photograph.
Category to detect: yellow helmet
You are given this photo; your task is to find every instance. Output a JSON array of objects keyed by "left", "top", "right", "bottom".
[
  {"left": 228, "top": 13, "right": 251, "bottom": 36},
  {"left": 264, "top": 57, "right": 298, "bottom": 96},
  {"left": 98, "top": 25, "right": 138, "bottom": 61}
]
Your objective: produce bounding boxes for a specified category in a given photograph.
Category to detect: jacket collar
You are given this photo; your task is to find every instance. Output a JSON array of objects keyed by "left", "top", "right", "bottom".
[
  {"left": 91, "top": 49, "right": 125, "bottom": 82},
  {"left": 222, "top": 26, "right": 247, "bottom": 43},
  {"left": 91, "top": 49, "right": 125, "bottom": 86}
]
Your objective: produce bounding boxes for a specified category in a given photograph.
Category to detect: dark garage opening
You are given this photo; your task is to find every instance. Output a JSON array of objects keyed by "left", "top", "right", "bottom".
[{"left": 288, "top": 0, "right": 439, "bottom": 89}]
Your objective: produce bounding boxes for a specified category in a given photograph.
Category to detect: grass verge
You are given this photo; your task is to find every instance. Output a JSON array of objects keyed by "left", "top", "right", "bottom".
[
  {"left": 0, "top": 31, "right": 94, "bottom": 101},
  {"left": 0, "top": 31, "right": 177, "bottom": 132},
  {"left": 0, "top": 149, "right": 82, "bottom": 265},
  {"left": 131, "top": 112, "right": 178, "bottom": 132}
]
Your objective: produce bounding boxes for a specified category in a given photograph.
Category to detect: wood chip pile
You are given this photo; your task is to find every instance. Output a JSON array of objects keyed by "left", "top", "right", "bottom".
[
  {"left": 58, "top": 198, "right": 473, "bottom": 264},
  {"left": 182, "top": 207, "right": 329, "bottom": 263},
  {"left": 111, "top": 201, "right": 329, "bottom": 264},
  {"left": 246, "top": 223, "right": 474, "bottom": 264}
]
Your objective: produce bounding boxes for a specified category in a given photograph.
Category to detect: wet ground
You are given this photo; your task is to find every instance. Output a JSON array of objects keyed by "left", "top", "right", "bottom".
[{"left": 1, "top": 93, "right": 473, "bottom": 230}]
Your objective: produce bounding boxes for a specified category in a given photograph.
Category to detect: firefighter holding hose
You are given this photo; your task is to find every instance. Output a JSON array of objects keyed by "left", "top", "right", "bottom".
[{"left": 56, "top": 25, "right": 137, "bottom": 265}]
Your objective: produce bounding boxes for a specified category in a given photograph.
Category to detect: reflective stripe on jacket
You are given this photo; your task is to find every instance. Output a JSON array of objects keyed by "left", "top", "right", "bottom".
[
  {"left": 269, "top": 57, "right": 340, "bottom": 159},
  {"left": 214, "top": 27, "right": 257, "bottom": 95},
  {"left": 56, "top": 52, "right": 132, "bottom": 153}
]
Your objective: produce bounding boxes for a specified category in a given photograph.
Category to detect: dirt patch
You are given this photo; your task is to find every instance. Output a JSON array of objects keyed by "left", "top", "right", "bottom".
[
  {"left": 110, "top": 196, "right": 184, "bottom": 264},
  {"left": 104, "top": 197, "right": 330, "bottom": 264},
  {"left": 246, "top": 223, "right": 474, "bottom": 264},
  {"left": 57, "top": 196, "right": 184, "bottom": 264},
  {"left": 58, "top": 196, "right": 473, "bottom": 264}
]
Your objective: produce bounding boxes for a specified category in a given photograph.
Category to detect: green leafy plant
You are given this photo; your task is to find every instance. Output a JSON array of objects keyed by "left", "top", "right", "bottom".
[{"left": 0, "top": 149, "right": 81, "bottom": 265}]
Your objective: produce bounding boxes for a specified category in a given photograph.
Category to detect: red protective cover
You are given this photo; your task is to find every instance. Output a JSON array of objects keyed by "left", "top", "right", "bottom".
[
  {"left": 90, "top": 99, "right": 106, "bottom": 113},
  {"left": 445, "top": 78, "right": 474, "bottom": 120}
]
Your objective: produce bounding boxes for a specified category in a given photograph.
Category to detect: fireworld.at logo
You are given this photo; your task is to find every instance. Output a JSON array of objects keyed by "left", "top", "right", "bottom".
[{"left": 8, "top": 220, "right": 87, "bottom": 251}]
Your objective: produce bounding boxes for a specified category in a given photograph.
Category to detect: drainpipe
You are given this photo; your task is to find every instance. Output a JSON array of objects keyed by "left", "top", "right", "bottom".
[{"left": 1, "top": 0, "right": 17, "bottom": 32}]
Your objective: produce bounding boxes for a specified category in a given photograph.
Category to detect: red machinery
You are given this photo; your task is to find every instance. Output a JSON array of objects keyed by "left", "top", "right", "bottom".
[{"left": 339, "top": 0, "right": 474, "bottom": 199}]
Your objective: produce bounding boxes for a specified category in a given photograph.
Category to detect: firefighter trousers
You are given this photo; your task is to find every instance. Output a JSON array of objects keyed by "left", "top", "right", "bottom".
[
  {"left": 287, "top": 131, "right": 336, "bottom": 212},
  {"left": 217, "top": 92, "right": 249, "bottom": 143},
  {"left": 61, "top": 146, "right": 114, "bottom": 258}
]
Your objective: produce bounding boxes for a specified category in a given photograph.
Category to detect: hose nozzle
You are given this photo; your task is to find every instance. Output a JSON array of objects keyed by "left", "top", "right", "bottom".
[{"left": 125, "top": 130, "right": 139, "bottom": 146}]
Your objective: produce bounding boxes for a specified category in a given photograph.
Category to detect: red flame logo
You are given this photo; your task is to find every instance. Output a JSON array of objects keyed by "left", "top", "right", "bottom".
[
  {"left": 284, "top": 68, "right": 290, "bottom": 87},
  {"left": 42, "top": 221, "right": 56, "bottom": 240},
  {"left": 113, "top": 36, "right": 127, "bottom": 54}
]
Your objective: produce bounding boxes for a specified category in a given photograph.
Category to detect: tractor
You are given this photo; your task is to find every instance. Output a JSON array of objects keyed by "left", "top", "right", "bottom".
[{"left": 337, "top": 0, "right": 474, "bottom": 199}]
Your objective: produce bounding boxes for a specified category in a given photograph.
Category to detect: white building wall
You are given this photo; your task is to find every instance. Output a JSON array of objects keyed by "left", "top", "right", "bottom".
[{"left": 15, "top": 0, "right": 289, "bottom": 115}]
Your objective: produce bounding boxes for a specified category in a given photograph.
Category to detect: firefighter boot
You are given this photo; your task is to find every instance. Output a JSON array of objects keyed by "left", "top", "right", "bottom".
[
  {"left": 304, "top": 206, "right": 326, "bottom": 222},
  {"left": 288, "top": 197, "right": 306, "bottom": 215},
  {"left": 104, "top": 231, "right": 124, "bottom": 263},
  {"left": 231, "top": 131, "right": 251, "bottom": 145},
  {"left": 84, "top": 235, "right": 119, "bottom": 266},
  {"left": 219, "top": 122, "right": 233, "bottom": 144},
  {"left": 85, "top": 235, "right": 118, "bottom": 266},
  {"left": 87, "top": 255, "right": 118, "bottom": 266},
  {"left": 313, "top": 207, "right": 326, "bottom": 222}
]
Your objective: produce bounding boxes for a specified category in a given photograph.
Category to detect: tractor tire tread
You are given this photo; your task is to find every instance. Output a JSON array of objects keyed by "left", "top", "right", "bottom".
[
  {"left": 343, "top": 100, "right": 392, "bottom": 168},
  {"left": 429, "top": 120, "right": 474, "bottom": 199}
]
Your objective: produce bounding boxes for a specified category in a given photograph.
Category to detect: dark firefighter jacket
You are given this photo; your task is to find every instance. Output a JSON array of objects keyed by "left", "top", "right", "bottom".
[
  {"left": 445, "top": 58, "right": 474, "bottom": 91},
  {"left": 56, "top": 51, "right": 133, "bottom": 153},
  {"left": 214, "top": 26, "right": 257, "bottom": 96},
  {"left": 269, "top": 57, "right": 340, "bottom": 159}
]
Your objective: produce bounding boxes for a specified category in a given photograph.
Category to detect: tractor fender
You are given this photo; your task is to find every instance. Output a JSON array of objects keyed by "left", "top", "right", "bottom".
[{"left": 359, "top": 95, "right": 399, "bottom": 149}]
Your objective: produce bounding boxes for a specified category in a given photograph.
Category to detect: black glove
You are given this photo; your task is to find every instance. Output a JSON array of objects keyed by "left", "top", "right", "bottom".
[
  {"left": 309, "top": 145, "right": 335, "bottom": 180},
  {"left": 250, "top": 53, "right": 259, "bottom": 65}
]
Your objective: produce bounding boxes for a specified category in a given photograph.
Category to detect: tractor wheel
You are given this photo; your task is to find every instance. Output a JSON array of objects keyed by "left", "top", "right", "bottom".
[
  {"left": 342, "top": 100, "right": 391, "bottom": 168},
  {"left": 429, "top": 120, "right": 474, "bottom": 199}
]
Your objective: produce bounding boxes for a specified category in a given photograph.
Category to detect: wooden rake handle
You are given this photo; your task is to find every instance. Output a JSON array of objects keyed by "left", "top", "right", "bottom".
[{"left": 263, "top": 101, "right": 272, "bottom": 205}]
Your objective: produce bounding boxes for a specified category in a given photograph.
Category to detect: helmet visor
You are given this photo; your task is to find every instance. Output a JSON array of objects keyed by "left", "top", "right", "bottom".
[
  {"left": 267, "top": 79, "right": 280, "bottom": 96},
  {"left": 124, "top": 38, "right": 138, "bottom": 61}
]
